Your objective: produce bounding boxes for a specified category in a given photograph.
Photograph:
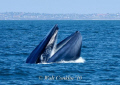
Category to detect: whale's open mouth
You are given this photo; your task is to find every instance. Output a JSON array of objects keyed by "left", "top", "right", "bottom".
[{"left": 26, "top": 25, "right": 82, "bottom": 64}]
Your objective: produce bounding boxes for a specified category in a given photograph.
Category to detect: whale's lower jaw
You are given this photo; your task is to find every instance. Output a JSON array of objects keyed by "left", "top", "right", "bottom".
[
  {"left": 47, "top": 31, "right": 82, "bottom": 63},
  {"left": 26, "top": 25, "right": 82, "bottom": 64}
]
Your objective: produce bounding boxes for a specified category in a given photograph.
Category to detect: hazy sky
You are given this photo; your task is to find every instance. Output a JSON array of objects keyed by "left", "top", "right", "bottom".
[{"left": 0, "top": 0, "right": 120, "bottom": 14}]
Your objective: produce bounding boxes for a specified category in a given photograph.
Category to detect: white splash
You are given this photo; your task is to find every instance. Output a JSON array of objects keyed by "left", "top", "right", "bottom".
[
  {"left": 59, "top": 57, "right": 85, "bottom": 63},
  {"left": 38, "top": 57, "right": 85, "bottom": 64}
]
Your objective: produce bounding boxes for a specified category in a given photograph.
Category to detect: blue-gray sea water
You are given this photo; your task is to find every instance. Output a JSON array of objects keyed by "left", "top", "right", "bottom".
[{"left": 0, "top": 20, "right": 120, "bottom": 85}]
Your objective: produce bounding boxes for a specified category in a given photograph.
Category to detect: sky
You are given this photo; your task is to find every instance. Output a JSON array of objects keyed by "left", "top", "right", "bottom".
[{"left": 0, "top": 0, "right": 120, "bottom": 14}]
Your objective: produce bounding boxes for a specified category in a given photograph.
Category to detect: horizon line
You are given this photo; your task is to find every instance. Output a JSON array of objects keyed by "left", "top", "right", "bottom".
[{"left": 0, "top": 12, "right": 120, "bottom": 14}]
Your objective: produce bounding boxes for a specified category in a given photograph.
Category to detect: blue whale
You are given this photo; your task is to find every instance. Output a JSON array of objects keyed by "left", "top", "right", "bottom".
[{"left": 26, "top": 25, "right": 82, "bottom": 64}]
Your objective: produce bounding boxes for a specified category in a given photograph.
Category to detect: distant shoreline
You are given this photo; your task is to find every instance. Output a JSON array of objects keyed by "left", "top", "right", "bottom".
[
  {"left": 0, "top": 19, "right": 120, "bottom": 21},
  {"left": 0, "top": 12, "right": 120, "bottom": 20}
]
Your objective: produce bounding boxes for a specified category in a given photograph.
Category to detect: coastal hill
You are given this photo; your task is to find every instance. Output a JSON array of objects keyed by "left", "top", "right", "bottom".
[{"left": 0, "top": 12, "right": 120, "bottom": 20}]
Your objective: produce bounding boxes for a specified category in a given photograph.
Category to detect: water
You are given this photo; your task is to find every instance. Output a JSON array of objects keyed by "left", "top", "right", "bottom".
[{"left": 0, "top": 20, "right": 120, "bottom": 85}]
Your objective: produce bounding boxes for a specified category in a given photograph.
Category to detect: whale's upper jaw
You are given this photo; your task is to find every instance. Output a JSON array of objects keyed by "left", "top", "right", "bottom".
[
  {"left": 26, "top": 25, "right": 59, "bottom": 64},
  {"left": 36, "top": 27, "right": 58, "bottom": 63}
]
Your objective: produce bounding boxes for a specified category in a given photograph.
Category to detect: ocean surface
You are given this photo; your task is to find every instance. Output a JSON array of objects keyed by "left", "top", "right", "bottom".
[{"left": 0, "top": 20, "right": 120, "bottom": 85}]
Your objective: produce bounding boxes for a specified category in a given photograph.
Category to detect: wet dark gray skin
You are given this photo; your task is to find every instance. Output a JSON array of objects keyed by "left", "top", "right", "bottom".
[{"left": 26, "top": 25, "right": 82, "bottom": 64}]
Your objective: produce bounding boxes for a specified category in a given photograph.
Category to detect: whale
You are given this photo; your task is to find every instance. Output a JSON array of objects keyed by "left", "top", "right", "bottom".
[
  {"left": 26, "top": 25, "right": 82, "bottom": 64},
  {"left": 26, "top": 25, "right": 59, "bottom": 63},
  {"left": 47, "top": 31, "right": 82, "bottom": 63}
]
